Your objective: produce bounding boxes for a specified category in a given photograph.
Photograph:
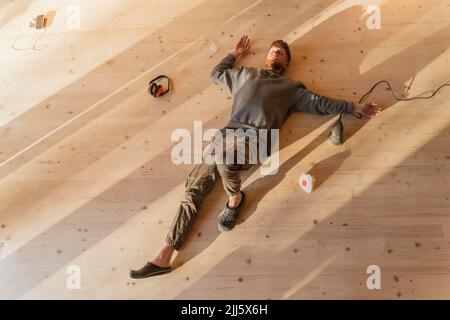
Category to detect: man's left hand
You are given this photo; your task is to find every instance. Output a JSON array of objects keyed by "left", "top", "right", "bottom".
[{"left": 354, "top": 102, "right": 381, "bottom": 118}]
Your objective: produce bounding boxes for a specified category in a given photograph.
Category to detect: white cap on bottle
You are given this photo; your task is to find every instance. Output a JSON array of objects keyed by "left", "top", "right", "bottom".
[{"left": 299, "top": 172, "right": 315, "bottom": 194}]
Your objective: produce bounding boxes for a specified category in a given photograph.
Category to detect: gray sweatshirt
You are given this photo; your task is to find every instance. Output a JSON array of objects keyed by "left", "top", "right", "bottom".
[{"left": 210, "top": 53, "right": 354, "bottom": 131}]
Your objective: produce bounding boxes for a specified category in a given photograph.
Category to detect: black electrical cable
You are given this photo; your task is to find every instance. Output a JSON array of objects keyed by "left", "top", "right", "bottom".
[
  {"left": 351, "top": 80, "right": 450, "bottom": 119},
  {"left": 329, "top": 80, "right": 450, "bottom": 145}
]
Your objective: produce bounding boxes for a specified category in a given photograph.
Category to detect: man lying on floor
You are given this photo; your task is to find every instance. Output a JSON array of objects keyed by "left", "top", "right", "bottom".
[{"left": 130, "top": 35, "right": 381, "bottom": 279}]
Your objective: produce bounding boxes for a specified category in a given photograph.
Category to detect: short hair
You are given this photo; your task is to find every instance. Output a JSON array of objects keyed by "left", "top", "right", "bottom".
[{"left": 270, "top": 40, "right": 291, "bottom": 63}]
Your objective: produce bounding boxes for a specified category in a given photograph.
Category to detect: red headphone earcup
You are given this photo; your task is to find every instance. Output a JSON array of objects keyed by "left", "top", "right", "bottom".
[
  {"left": 155, "top": 85, "right": 163, "bottom": 97},
  {"left": 149, "top": 76, "right": 170, "bottom": 97},
  {"left": 149, "top": 83, "right": 156, "bottom": 96}
]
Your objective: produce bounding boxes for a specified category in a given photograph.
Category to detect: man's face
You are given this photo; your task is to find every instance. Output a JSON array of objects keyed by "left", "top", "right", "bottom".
[{"left": 265, "top": 46, "right": 289, "bottom": 72}]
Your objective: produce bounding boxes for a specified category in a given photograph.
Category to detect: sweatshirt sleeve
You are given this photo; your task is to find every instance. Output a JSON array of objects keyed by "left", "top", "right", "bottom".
[
  {"left": 210, "top": 53, "right": 241, "bottom": 93},
  {"left": 292, "top": 83, "right": 354, "bottom": 115}
]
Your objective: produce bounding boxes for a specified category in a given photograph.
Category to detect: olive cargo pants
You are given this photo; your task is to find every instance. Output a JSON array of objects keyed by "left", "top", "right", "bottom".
[{"left": 166, "top": 127, "right": 260, "bottom": 251}]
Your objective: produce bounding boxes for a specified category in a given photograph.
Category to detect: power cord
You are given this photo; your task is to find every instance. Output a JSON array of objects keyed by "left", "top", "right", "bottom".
[
  {"left": 328, "top": 80, "right": 450, "bottom": 144},
  {"left": 12, "top": 26, "right": 48, "bottom": 51},
  {"left": 10, "top": 4, "right": 67, "bottom": 52}
]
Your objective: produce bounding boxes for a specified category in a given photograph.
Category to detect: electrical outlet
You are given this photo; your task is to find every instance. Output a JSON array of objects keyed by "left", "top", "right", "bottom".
[
  {"left": 36, "top": 14, "right": 45, "bottom": 29},
  {"left": 45, "top": 10, "right": 56, "bottom": 27},
  {"left": 29, "top": 11, "right": 56, "bottom": 29}
]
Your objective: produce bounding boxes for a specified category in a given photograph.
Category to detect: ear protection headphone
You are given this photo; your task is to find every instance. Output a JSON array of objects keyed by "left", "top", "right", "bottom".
[{"left": 148, "top": 75, "right": 171, "bottom": 97}]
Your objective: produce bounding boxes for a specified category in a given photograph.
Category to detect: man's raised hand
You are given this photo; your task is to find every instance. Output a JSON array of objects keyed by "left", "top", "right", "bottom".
[{"left": 231, "top": 35, "right": 251, "bottom": 58}]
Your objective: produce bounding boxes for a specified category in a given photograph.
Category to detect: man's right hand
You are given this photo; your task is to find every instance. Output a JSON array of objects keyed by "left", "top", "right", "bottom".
[{"left": 231, "top": 35, "right": 251, "bottom": 58}]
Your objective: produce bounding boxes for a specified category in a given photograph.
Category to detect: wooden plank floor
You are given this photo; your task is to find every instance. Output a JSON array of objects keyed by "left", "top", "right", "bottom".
[{"left": 0, "top": 0, "right": 449, "bottom": 299}]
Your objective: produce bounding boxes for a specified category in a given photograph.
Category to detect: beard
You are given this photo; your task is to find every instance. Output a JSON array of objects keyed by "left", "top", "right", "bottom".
[{"left": 270, "top": 61, "right": 285, "bottom": 73}]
